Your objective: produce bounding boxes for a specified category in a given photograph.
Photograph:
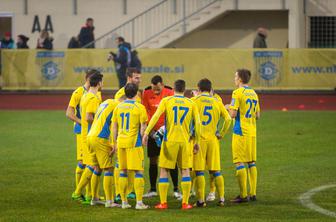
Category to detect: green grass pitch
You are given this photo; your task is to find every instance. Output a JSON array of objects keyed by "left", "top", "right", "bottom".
[{"left": 0, "top": 110, "right": 335, "bottom": 222}]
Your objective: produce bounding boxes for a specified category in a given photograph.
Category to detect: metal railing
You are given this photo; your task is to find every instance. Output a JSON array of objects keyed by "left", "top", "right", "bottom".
[{"left": 83, "top": 0, "right": 219, "bottom": 48}]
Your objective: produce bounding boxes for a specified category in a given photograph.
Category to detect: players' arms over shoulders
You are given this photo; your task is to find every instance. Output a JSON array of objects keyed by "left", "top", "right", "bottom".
[
  {"left": 66, "top": 106, "right": 81, "bottom": 125},
  {"left": 218, "top": 102, "right": 232, "bottom": 139}
]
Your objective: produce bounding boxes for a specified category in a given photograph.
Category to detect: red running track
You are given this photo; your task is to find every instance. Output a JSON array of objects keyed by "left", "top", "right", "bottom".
[{"left": 0, "top": 93, "right": 335, "bottom": 111}]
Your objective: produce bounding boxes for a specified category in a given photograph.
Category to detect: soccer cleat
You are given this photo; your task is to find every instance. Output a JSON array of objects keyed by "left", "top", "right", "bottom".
[
  {"left": 217, "top": 200, "right": 225, "bottom": 207},
  {"left": 71, "top": 193, "right": 84, "bottom": 201},
  {"left": 121, "top": 203, "right": 132, "bottom": 209},
  {"left": 105, "top": 201, "right": 121, "bottom": 208},
  {"left": 135, "top": 203, "right": 150, "bottom": 210},
  {"left": 193, "top": 201, "right": 206, "bottom": 208},
  {"left": 155, "top": 203, "right": 168, "bottom": 209},
  {"left": 173, "top": 191, "right": 182, "bottom": 199},
  {"left": 230, "top": 195, "right": 248, "bottom": 203},
  {"left": 206, "top": 192, "right": 216, "bottom": 202},
  {"left": 114, "top": 194, "right": 121, "bottom": 202},
  {"left": 249, "top": 195, "right": 257, "bottom": 202},
  {"left": 90, "top": 199, "right": 105, "bottom": 206},
  {"left": 81, "top": 199, "right": 91, "bottom": 205},
  {"left": 127, "top": 192, "right": 136, "bottom": 199},
  {"left": 84, "top": 195, "right": 92, "bottom": 202},
  {"left": 182, "top": 203, "right": 193, "bottom": 210},
  {"left": 143, "top": 191, "right": 158, "bottom": 198}
]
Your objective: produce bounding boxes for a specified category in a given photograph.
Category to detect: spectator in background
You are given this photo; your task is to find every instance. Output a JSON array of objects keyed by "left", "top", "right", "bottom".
[
  {"left": 68, "top": 36, "right": 81, "bottom": 48},
  {"left": 16, "top": 35, "right": 29, "bottom": 49},
  {"left": 0, "top": 32, "right": 15, "bottom": 49},
  {"left": 253, "top": 27, "right": 268, "bottom": 48},
  {"left": 79, "top": 18, "right": 95, "bottom": 48},
  {"left": 108, "top": 37, "right": 131, "bottom": 88},
  {"left": 36, "top": 30, "right": 53, "bottom": 50}
]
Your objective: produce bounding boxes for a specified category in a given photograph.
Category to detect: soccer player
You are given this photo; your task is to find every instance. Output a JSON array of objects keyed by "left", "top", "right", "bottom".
[
  {"left": 191, "top": 79, "right": 232, "bottom": 207},
  {"left": 228, "top": 69, "right": 260, "bottom": 203},
  {"left": 87, "top": 98, "right": 120, "bottom": 208},
  {"left": 114, "top": 67, "right": 142, "bottom": 200},
  {"left": 112, "top": 83, "right": 149, "bottom": 210},
  {"left": 143, "top": 79, "right": 201, "bottom": 210},
  {"left": 142, "top": 75, "right": 181, "bottom": 199},
  {"left": 66, "top": 70, "right": 92, "bottom": 191},
  {"left": 72, "top": 70, "right": 103, "bottom": 203}
]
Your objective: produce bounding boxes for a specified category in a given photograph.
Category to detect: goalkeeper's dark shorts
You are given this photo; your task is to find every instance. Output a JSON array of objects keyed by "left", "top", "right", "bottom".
[{"left": 147, "top": 136, "right": 161, "bottom": 158}]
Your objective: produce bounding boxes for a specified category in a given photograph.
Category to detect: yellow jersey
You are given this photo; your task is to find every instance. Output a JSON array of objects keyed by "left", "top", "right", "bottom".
[
  {"left": 114, "top": 86, "right": 142, "bottom": 103},
  {"left": 229, "top": 86, "right": 260, "bottom": 137},
  {"left": 145, "top": 94, "right": 201, "bottom": 144},
  {"left": 213, "top": 93, "right": 223, "bottom": 103},
  {"left": 88, "top": 99, "right": 119, "bottom": 142},
  {"left": 112, "top": 100, "right": 148, "bottom": 148},
  {"left": 192, "top": 93, "right": 231, "bottom": 140},
  {"left": 68, "top": 86, "right": 87, "bottom": 134},
  {"left": 80, "top": 92, "right": 101, "bottom": 142}
]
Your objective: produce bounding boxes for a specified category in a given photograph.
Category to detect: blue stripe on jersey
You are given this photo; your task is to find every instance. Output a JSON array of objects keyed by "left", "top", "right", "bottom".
[
  {"left": 135, "top": 128, "right": 142, "bottom": 147},
  {"left": 233, "top": 109, "right": 243, "bottom": 136},
  {"left": 88, "top": 123, "right": 92, "bottom": 133},
  {"left": 124, "top": 100, "right": 135, "bottom": 104},
  {"left": 163, "top": 117, "right": 167, "bottom": 142},
  {"left": 74, "top": 105, "right": 82, "bottom": 134},
  {"left": 174, "top": 95, "right": 184, "bottom": 98},
  {"left": 159, "top": 178, "right": 169, "bottom": 183},
  {"left": 248, "top": 163, "right": 256, "bottom": 168},
  {"left": 236, "top": 165, "right": 245, "bottom": 170},
  {"left": 181, "top": 177, "right": 191, "bottom": 182},
  {"left": 196, "top": 172, "right": 204, "bottom": 176},
  {"left": 98, "top": 112, "right": 113, "bottom": 139}
]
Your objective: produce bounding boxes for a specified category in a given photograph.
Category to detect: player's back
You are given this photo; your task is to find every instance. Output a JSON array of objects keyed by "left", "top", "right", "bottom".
[
  {"left": 192, "top": 93, "right": 224, "bottom": 140},
  {"left": 113, "top": 100, "right": 147, "bottom": 148},
  {"left": 232, "top": 86, "right": 260, "bottom": 137},
  {"left": 88, "top": 99, "right": 119, "bottom": 139},
  {"left": 80, "top": 92, "right": 101, "bottom": 140},
  {"left": 163, "top": 95, "right": 197, "bottom": 143}
]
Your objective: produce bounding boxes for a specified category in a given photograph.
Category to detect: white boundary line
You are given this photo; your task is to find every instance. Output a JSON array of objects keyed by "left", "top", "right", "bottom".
[{"left": 299, "top": 184, "right": 336, "bottom": 218}]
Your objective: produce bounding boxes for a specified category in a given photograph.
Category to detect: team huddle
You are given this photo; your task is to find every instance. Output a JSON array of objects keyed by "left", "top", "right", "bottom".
[{"left": 66, "top": 67, "right": 260, "bottom": 210}]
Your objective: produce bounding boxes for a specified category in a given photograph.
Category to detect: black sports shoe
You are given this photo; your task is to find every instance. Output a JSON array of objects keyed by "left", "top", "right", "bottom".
[
  {"left": 230, "top": 195, "right": 248, "bottom": 203},
  {"left": 193, "top": 201, "right": 207, "bottom": 208},
  {"left": 217, "top": 200, "right": 225, "bottom": 207},
  {"left": 249, "top": 195, "right": 257, "bottom": 201}
]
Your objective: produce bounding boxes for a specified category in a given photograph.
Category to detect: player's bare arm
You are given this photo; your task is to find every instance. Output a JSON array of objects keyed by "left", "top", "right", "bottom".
[
  {"left": 86, "top": 112, "right": 95, "bottom": 125},
  {"left": 66, "top": 106, "right": 81, "bottom": 124}
]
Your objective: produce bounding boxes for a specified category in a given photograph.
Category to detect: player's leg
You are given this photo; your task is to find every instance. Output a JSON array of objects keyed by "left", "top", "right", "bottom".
[
  {"left": 231, "top": 134, "right": 248, "bottom": 203},
  {"left": 156, "top": 168, "right": 169, "bottom": 208},
  {"left": 134, "top": 170, "right": 149, "bottom": 210},
  {"left": 75, "top": 161, "right": 85, "bottom": 188},
  {"left": 207, "top": 139, "right": 225, "bottom": 206},
  {"left": 114, "top": 162, "right": 120, "bottom": 201},
  {"left": 75, "top": 134, "right": 84, "bottom": 188},
  {"left": 117, "top": 148, "right": 130, "bottom": 208},
  {"left": 126, "top": 171, "right": 135, "bottom": 199},
  {"left": 103, "top": 168, "right": 120, "bottom": 208},
  {"left": 144, "top": 136, "right": 160, "bottom": 197},
  {"left": 72, "top": 165, "right": 94, "bottom": 200},
  {"left": 170, "top": 165, "right": 180, "bottom": 197},
  {"left": 193, "top": 140, "right": 206, "bottom": 207},
  {"left": 206, "top": 173, "right": 216, "bottom": 202},
  {"left": 90, "top": 165, "right": 103, "bottom": 205},
  {"left": 179, "top": 142, "right": 192, "bottom": 209},
  {"left": 247, "top": 136, "right": 257, "bottom": 201}
]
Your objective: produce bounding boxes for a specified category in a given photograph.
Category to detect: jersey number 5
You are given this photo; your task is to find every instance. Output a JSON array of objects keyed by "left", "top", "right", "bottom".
[
  {"left": 245, "top": 99, "right": 258, "bottom": 118},
  {"left": 202, "top": 106, "right": 212, "bottom": 125},
  {"left": 173, "top": 106, "right": 189, "bottom": 124}
]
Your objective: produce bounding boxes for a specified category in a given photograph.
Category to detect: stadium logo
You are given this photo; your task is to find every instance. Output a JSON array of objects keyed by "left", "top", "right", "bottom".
[
  {"left": 258, "top": 61, "right": 278, "bottom": 80},
  {"left": 41, "top": 61, "right": 60, "bottom": 80}
]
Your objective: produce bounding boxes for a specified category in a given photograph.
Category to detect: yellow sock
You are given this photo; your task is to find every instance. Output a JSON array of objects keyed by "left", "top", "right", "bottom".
[
  {"left": 181, "top": 177, "right": 191, "bottom": 204},
  {"left": 75, "top": 162, "right": 85, "bottom": 187},
  {"left": 85, "top": 182, "right": 91, "bottom": 198},
  {"left": 158, "top": 178, "right": 169, "bottom": 204},
  {"left": 114, "top": 166, "right": 120, "bottom": 196},
  {"left": 236, "top": 165, "right": 247, "bottom": 198},
  {"left": 127, "top": 171, "right": 135, "bottom": 194},
  {"left": 190, "top": 171, "right": 196, "bottom": 191},
  {"left": 91, "top": 170, "right": 101, "bottom": 199},
  {"left": 213, "top": 172, "right": 225, "bottom": 200},
  {"left": 119, "top": 172, "right": 128, "bottom": 202},
  {"left": 104, "top": 171, "right": 114, "bottom": 201},
  {"left": 195, "top": 172, "right": 205, "bottom": 202},
  {"left": 75, "top": 166, "right": 94, "bottom": 196},
  {"left": 134, "top": 173, "right": 145, "bottom": 202},
  {"left": 248, "top": 163, "right": 257, "bottom": 196},
  {"left": 209, "top": 174, "right": 216, "bottom": 193}
]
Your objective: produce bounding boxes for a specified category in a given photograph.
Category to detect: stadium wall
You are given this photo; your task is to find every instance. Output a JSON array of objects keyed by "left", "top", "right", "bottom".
[{"left": 1, "top": 49, "right": 336, "bottom": 91}]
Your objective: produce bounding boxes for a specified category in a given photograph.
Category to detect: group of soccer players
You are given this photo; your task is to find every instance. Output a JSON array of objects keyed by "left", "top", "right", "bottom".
[{"left": 66, "top": 67, "right": 260, "bottom": 210}]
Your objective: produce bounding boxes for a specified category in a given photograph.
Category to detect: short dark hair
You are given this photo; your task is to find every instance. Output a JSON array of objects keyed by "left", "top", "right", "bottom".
[
  {"left": 85, "top": 69, "right": 97, "bottom": 80},
  {"left": 89, "top": 70, "right": 103, "bottom": 87},
  {"left": 151, "top": 75, "right": 163, "bottom": 85},
  {"left": 174, "top": 79, "right": 186, "bottom": 93},
  {"left": 117, "top": 36, "right": 125, "bottom": 43},
  {"left": 197, "top": 78, "right": 212, "bottom": 92},
  {"left": 124, "top": 83, "right": 138, "bottom": 99},
  {"left": 237, "top": 69, "right": 251, "bottom": 84},
  {"left": 126, "top": 67, "right": 141, "bottom": 78},
  {"left": 86, "top": 18, "right": 93, "bottom": 22}
]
